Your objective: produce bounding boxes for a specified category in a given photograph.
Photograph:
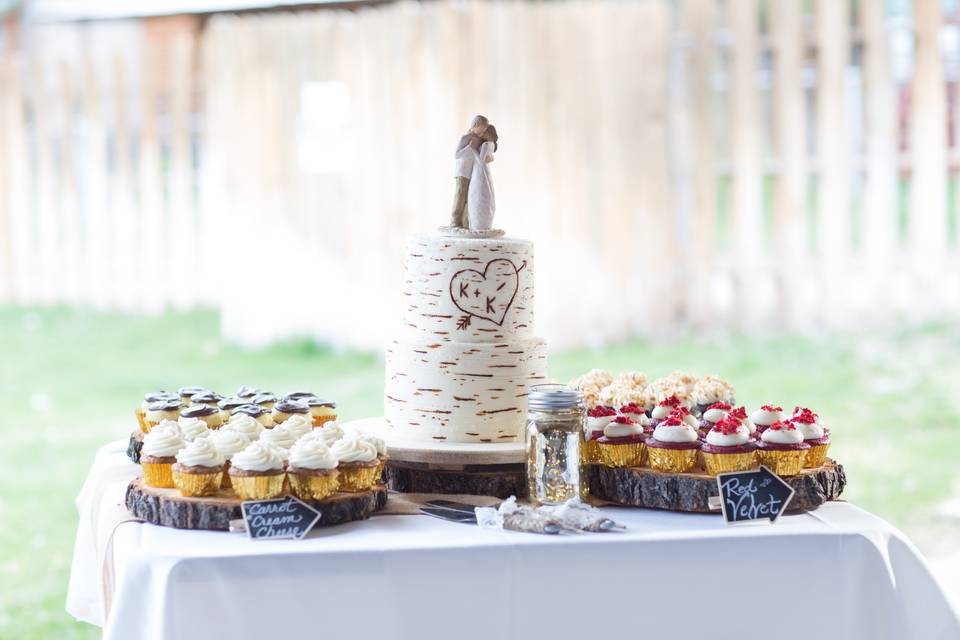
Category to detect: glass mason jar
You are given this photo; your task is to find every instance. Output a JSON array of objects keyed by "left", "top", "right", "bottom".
[{"left": 526, "top": 384, "right": 586, "bottom": 505}]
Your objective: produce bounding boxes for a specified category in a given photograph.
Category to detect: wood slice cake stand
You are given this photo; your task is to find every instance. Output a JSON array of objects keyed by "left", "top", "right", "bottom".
[
  {"left": 127, "top": 431, "right": 144, "bottom": 463},
  {"left": 125, "top": 478, "right": 388, "bottom": 531},
  {"left": 347, "top": 418, "right": 526, "bottom": 499},
  {"left": 589, "top": 460, "right": 846, "bottom": 514}
]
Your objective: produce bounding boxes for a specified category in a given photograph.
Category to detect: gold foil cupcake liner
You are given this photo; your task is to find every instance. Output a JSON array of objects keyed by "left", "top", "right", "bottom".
[
  {"left": 580, "top": 439, "right": 604, "bottom": 465},
  {"left": 220, "top": 461, "right": 233, "bottom": 489},
  {"left": 141, "top": 462, "right": 175, "bottom": 488},
  {"left": 804, "top": 444, "right": 830, "bottom": 468},
  {"left": 143, "top": 420, "right": 159, "bottom": 433},
  {"left": 172, "top": 469, "right": 223, "bottom": 497},
  {"left": 289, "top": 471, "right": 340, "bottom": 500},
  {"left": 598, "top": 442, "right": 646, "bottom": 468},
  {"left": 337, "top": 464, "right": 380, "bottom": 492},
  {"left": 135, "top": 408, "right": 147, "bottom": 433},
  {"left": 647, "top": 447, "right": 699, "bottom": 473},
  {"left": 756, "top": 449, "right": 805, "bottom": 476},
  {"left": 311, "top": 415, "right": 338, "bottom": 428},
  {"left": 231, "top": 473, "right": 286, "bottom": 500},
  {"left": 702, "top": 451, "right": 757, "bottom": 476}
]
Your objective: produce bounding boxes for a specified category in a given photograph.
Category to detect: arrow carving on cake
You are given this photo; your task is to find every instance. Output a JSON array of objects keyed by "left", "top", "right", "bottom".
[{"left": 449, "top": 259, "right": 525, "bottom": 327}]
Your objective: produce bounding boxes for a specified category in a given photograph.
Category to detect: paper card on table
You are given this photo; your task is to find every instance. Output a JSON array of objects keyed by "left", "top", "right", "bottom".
[
  {"left": 716, "top": 465, "right": 794, "bottom": 524},
  {"left": 241, "top": 496, "right": 321, "bottom": 540}
]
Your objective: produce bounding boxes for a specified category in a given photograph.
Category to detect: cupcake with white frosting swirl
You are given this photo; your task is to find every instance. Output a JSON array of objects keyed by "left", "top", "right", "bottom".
[
  {"left": 229, "top": 441, "right": 286, "bottom": 499},
  {"left": 210, "top": 428, "right": 250, "bottom": 488},
  {"left": 791, "top": 407, "right": 831, "bottom": 468},
  {"left": 280, "top": 414, "right": 313, "bottom": 440},
  {"left": 311, "top": 420, "right": 345, "bottom": 447},
  {"left": 259, "top": 424, "right": 299, "bottom": 456},
  {"left": 331, "top": 437, "right": 380, "bottom": 492},
  {"left": 288, "top": 439, "right": 340, "bottom": 500},
  {"left": 221, "top": 413, "right": 264, "bottom": 440},
  {"left": 172, "top": 438, "right": 225, "bottom": 496},
  {"left": 596, "top": 416, "right": 646, "bottom": 468},
  {"left": 750, "top": 405, "right": 785, "bottom": 435},
  {"left": 645, "top": 415, "right": 702, "bottom": 473},
  {"left": 700, "top": 415, "right": 757, "bottom": 476},
  {"left": 140, "top": 426, "right": 186, "bottom": 488},
  {"left": 698, "top": 402, "right": 731, "bottom": 435},
  {"left": 756, "top": 420, "right": 809, "bottom": 476},
  {"left": 178, "top": 416, "right": 211, "bottom": 442}
]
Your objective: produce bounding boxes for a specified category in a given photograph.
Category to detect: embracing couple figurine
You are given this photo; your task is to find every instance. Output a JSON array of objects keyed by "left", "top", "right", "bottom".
[{"left": 447, "top": 115, "right": 499, "bottom": 235}]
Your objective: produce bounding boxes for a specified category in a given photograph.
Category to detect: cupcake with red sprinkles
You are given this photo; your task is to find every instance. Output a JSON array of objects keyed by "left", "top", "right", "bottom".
[
  {"left": 618, "top": 402, "right": 648, "bottom": 424},
  {"left": 791, "top": 407, "right": 831, "bottom": 468},
  {"left": 645, "top": 414, "right": 701, "bottom": 473},
  {"left": 597, "top": 416, "right": 646, "bottom": 468},
  {"left": 756, "top": 420, "right": 809, "bottom": 476},
  {"left": 701, "top": 415, "right": 757, "bottom": 476},
  {"left": 584, "top": 406, "right": 618, "bottom": 464},
  {"left": 699, "top": 402, "right": 732, "bottom": 435},
  {"left": 649, "top": 395, "right": 684, "bottom": 428},
  {"left": 728, "top": 406, "right": 755, "bottom": 437},
  {"left": 750, "top": 405, "right": 784, "bottom": 435}
]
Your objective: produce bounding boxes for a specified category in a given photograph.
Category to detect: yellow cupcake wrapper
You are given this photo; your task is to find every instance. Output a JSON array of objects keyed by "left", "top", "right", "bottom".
[
  {"left": 172, "top": 469, "right": 223, "bottom": 497},
  {"left": 141, "top": 462, "right": 175, "bottom": 488},
  {"left": 311, "top": 415, "right": 338, "bottom": 428},
  {"left": 756, "top": 449, "right": 806, "bottom": 476},
  {"left": 289, "top": 471, "right": 340, "bottom": 501},
  {"left": 337, "top": 464, "right": 380, "bottom": 492},
  {"left": 702, "top": 450, "right": 757, "bottom": 476},
  {"left": 804, "top": 443, "right": 830, "bottom": 468},
  {"left": 580, "top": 439, "right": 604, "bottom": 465},
  {"left": 231, "top": 473, "right": 286, "bottom": 500},
  {"left": 647, "top": 446, "right": 699, "bottom": 473},
  {"left": 143, "top": 420, "right": 159, "bottom": 433},
  {"left": 220, "top": 461, "right": 233, "bottom": 489},
  {"left": 598, "top": 441, "right": 646, "bottom": 468},
  {"left": 135, "top": 408, "right": 147, "bottom": 433}
]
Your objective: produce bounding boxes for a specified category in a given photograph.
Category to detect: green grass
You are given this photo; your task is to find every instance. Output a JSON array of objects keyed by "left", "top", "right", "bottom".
[{"left": 2, "top": 305, "right": 959, "bottom": 637}]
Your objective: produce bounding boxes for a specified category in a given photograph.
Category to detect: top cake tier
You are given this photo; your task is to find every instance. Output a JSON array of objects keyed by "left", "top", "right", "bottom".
[{"left": 400, "top": 233, "right": 536, "bottom": 343}]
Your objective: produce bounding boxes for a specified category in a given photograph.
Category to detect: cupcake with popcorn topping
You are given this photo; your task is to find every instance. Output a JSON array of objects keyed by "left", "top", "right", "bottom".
[
  {"left": 756, "top": 420, "right": 809, "bottom": 476},
  {"left": 569, "top": 369, "right": 615, "bottom": 409},
  {"left": 791, "top": 407, "right": 831, "bottom": 468},
  {"left": 645, "top": 415, "right": 702, "bottom": 473},
  {"left": 751, "top": 405, "right": 785, "bottom": 435},
  {"left": 597, "top": 416, "right": 646, "bottom": 468},
  {"left": 691, "top": 375, "right": 735, "bottom": 416},
  {"left": 701, "top": 415, "right": 757, "bottom": 476}
]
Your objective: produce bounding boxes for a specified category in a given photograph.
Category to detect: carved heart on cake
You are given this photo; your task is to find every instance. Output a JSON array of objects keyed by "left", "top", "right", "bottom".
[{"left": 449, "top": 259, "right": 522, "bottom": 327}]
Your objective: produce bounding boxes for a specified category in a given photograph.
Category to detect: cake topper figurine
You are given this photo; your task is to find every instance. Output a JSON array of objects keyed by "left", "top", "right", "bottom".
[{"left": 442, "top": 114, "right": 504, "bottom": 238}]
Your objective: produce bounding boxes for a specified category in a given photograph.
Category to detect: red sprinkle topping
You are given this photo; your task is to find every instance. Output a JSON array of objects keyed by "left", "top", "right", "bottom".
[
  {"left": 730, "top": 406, "right": 748, "bottom": 420},
  {"left": 612, "top": 416, "right": 635, "bottom": 425},
  {"left": 712, "top": 416, "right": 743, "bottom": 435},
  {"left": 669, "top": 406, "right": 691, "bottom": 417},
  {"left": 660, "top": 415, "right": 685, "bottom": 427},
  {"left": 706, "top": 402, "right": 732, "bottom": 412},
  {"left": 619, "top": 403, "right": 645, "bottom": 415},
  {"left": 588, "top": 405, "right": 617, "bottom": 418},
  {"left": 658, "top": 395, "right": 681, "bottom": 408},
  {"left": 767, "top": 420, "right": 795, "bottom": 431},
  {"left": 761, "top": 404, "right": 783, "bottom": 412},
  {"left": 792, "top": 407, "right": 818, "bottom": 424}
]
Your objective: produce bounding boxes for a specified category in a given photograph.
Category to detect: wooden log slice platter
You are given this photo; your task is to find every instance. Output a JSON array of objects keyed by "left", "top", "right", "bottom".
[
  {"left": 590, "top": 460, "right": 846, "bottom": 514},
  {"left": 127, "top": 431, "right": 144, "bottom": 463},
  {"left": 125, "top": 477, "right": 389, "bottom": 531},
  {"left": 385, "top": 460, "right": 525, "bottom": 499}
]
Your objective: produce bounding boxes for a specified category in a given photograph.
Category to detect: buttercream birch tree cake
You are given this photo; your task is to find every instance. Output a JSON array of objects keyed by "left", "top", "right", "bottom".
[{"left": 384, "top": 116, "right": 548, "bottom": 443}]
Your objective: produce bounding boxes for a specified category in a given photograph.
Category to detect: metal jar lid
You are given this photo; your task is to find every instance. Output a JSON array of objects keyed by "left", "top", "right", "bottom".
[{"left": 527, "top": 384, "right": 583, "bottom": 411}]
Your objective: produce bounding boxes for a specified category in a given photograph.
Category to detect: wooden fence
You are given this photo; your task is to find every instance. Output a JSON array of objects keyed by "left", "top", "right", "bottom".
[{"left": 0, "top": 0, "right": 958, "bottom": 350}]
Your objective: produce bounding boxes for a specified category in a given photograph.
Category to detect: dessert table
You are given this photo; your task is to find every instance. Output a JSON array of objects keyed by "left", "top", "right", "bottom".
[{"left": 67, "top": 440, "right": 960, "bottom": 640}]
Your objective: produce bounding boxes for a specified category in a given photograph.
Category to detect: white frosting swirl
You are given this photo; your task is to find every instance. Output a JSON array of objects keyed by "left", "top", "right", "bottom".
[
  {"left": 223, "top": 413, "right": 263, "bottom": 439},
  {"left": 141, "top": 428, "right": 184, "bottom": 458},
  {"left": 761, "top": 426, "right": 804, "bottom": 445},
  {"left": 175, "top": 438, "right": 224, "bottom": 467},
  {"left": 651, "top": 405, "right": 674, "bottom": 420},
  {"left": 289, "top": 439, "right": 339, "bottom": 470},
  {"left": 259, "top": 425, "right": 298, "bottom": 452},
  {"left": 314, "top": 421, "right": 345, "bottom": 447},
  {"left": 281, "top": 414, "right": 313, "bottom": 440},
  {"left": 651, "top": 421, "right": 699, "bottom": 443},
  {"left": 705, "top": 423, "right": 751, "bottom": 447},
  {"left": 178, "top": 417, "right": 211, "bottom": 441},
  {"left": 792, "top": 419, "right": 825, "bottom": 440},
  {"left": 751, "top": 407, "right": 784, "bottom": 426},
  {"left": 603, "top": 420, "right": 643, "bottom": 438},
  {"left": 150, "top": 420, "right": 181, "bottom": 438},
  {"left": 210, "top": 429, "right": 249, "bottom": 460},
  {"left": 230, "top": 440, "right": 285, "bottom": 472},
  {"left": 586, "top": 415, "right": 616, "bottom": 433},
  {"left": 682, "top": 413, "right": 699, "bottom": 429},
  {"left": 702, "top": 407, "right": 729, "bottom": 424},
  {"left": 331, "top": 437, "right": 378, "bottom": 463}
]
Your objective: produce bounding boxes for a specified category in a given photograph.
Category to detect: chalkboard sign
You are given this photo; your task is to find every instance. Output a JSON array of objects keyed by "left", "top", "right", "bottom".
[
  {"left": 241, "top": 496, "right": 321, "bottom": 540},
  {"left": 716, "top": 465, "right": 794, "bottom": 524}
]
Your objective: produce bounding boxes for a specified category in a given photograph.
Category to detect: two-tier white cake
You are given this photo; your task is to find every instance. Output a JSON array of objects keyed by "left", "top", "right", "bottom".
[{"left": 384, "top": 233, "right": 548, "bottom": 443}]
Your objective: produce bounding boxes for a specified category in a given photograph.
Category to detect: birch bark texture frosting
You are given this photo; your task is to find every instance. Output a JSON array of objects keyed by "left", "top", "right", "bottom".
[{"left": 385, "top": 233, "right": 548, "bottom": 443}]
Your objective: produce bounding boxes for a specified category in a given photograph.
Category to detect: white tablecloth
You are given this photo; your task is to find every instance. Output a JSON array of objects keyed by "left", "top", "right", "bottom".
[{"left": 68, "top": 440, "right": 960, "bottom": 640}]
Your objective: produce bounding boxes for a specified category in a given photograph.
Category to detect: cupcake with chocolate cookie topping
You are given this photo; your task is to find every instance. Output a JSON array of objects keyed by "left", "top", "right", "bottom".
[
  {"left": 144, "top": 398, "right": 183, "bottom": 432},
  {"left": 232, "top": 403, "right": 273, "bottom": 428},
  {"left": 791, "top": 407, "right": 831, "bottom": 468},
  {"left": 701, "top": 415, "right": 757, "bottom": 476},
  {"left": 597, "top": 416, "right": 646, "bottom": 468},
  {"left": 272, "top": 399, "right": 311, "bottom": 426},
  {"left": 217, "top": 396, "right": 248, "bottom": 423},
  {"left": 178, "top": 386, "right": 210, "bottom": 406},
  {"left": 283, "top": 391, "right": 317, "bottom": 403},
  {"left": 229, "top": 440, "right": 286, "bottom": 500},
  {"left": 756, "top": 420, "right": 809, "bottom": 476},
  {"left": 305, "top": 397, "right": 337, "bottom": 427},
  {"left": 331, "top": 437, "right": 380, "bottom": 492},
  {"left": 140, "top": 425, "right": 185, "bottom": 488},
  {"left": 645, "top": 415, "right": 702, "bottom": 473},
  {"left": 137, "top": 391, "right": 178, "bottom": 432},
  {"left": 180, "top": 403, "right": 223, "bottom": 429},
  {"left": 751, "top": 405, "right": 784, "bottom": 435},
  {"left": 172, "top": 438, "right": 225, "bottom": 497},
  {"left": 288, "top": 439, "right": 340, "bottom": 501},
  {"left": 235, "top": 385, "right": 261, "bottom": 401},
  {"left": 252, "top": 392, "right": 278, "bottom": 409},
  {"left": 189, "top": 390, "right": 224, "bottom": 408},
  {"left": 691, "top": 375, "right": 736, "bottom": 416}
]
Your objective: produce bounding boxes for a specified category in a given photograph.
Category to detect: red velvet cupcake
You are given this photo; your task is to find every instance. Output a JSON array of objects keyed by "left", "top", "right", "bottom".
[
  {"left": 700, "top": 415, "right": 757, "bottom": 476},
  {"left": 756, "top": 420, "right": 809, "bottom": 476},
  {"left": 597, "top": 416, "right": 646, "bottom": 468},
  {"left": 791, "top": 407, "right": 830, "bottom": 468},
  {"left": 645, "top": 415, "right": 701, "bottom": 473}
]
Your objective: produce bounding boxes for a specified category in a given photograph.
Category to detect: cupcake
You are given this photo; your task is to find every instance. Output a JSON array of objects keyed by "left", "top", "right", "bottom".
[
  {"left": 645, "top": 415, "right": 702, "bottom": 473},
  {"left": 271, "top": 399, "right": 311, "bottom": 425},
  {"left": 791, "top": 407, "right": 830, "bottom": 468},
  {"left": 699, "top": 402, "right": 732, "bottom": 435},
  {"left": 222, "top": 412, "right": 265, "bottom": 440},
  {"left": 701, "top": 416, "right": 757, "bottom": 476},
  {"left": 584, "top": 406, "right": 617, "bottom": 463},
  {"left": 143, "top": 398, "right": 182, "bottom": 432},
  {"left": 189, "top": 390, "right": 224, "bottom": 407},
  {"left": 344, "top": 428, "right": 388, "bottom": 480},
  {"left": 180, "top": 404, "right": 223, "bottom": 429},
  {"left": 178, "top": 386, "right": 210, "bottom": 406},
  {"left": 178, "top": 416, "right": 212, "bottom": 441},
  {"left": 232, "top": 403, "right": 274, "bottom": 428},
  {"left": 280, "top": 414, "right": 313, "bottom": 440},
  {"left": 691, "top": 375, "right": 736, "bottom": 416},
  {"left": 729, "top": 406, "right": 756, "bottom": 437},
  {"left": 618, "top": 403, "right": 648, "bottom": 423},
  {"left": 613, "top": 371, "right": 647, "bottom": 389},
  {"left": 649, "top": 395, "right": 683, "bottom": 428},
  {"left": 597, "top": 381, "right": 646, "bottom": 413},
  {"left": 330, "top": 437, "right": 380, "bottom": 492},
  {"left": 235, "top": 385, "right": 262, "bottom": 401},
  {"left": 756, "top": 420, "right": 809, "bottom": 476},
  {"left": 305, "top": 398, "right": 337, "bottom": 427},
  {"left": 288, "top": 439, "right": 340, "bottom": 500},
  {"left": 597, "top": 416, "right": 646, "bottom": 468},
  {"left": 259, "top": 423, "right": 299, "bottom": 456},
  {"left": 140, "top": 425, "right": 185, "bottom": 488},
  {"left": 311, "top": 420, "right": 345, "bottom": 447},
  {"left": 751, "top": 405, "right": 784, "bottom": 435},
  {"left": 210, "top": 428, "right": 250, "bottom": 488},
  {"left": 252, "top": 392, "right": 278, "bottom": 409},
  {"left": 229, "top": 441, "right": 286, "bottom": 500},
  {"left": 283, "top": 391, "right": 317, "bottom": 403},
  {"left": 137, "top": 391, "right": 178, "bottom": 432},
  {"left": 172, "top": 438, "right": 225, "bottom": 497},
  {"left": 669, "top": 405, "right": 700, "bottom": 430},
  {"left": 217, "top": 396, "right": 248, "bottom": 423}
]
